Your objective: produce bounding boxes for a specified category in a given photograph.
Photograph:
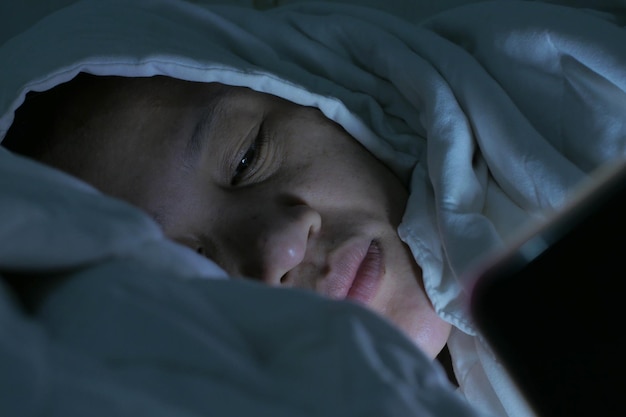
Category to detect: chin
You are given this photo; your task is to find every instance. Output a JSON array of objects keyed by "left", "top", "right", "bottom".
[{"left": 410, "top": 322, "right": 452, "bottom": 359}]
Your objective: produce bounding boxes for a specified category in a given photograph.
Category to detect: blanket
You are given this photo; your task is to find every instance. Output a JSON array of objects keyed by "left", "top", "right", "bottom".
[{"left": 2, "top": 0, "right": 625, "bottom": 415}]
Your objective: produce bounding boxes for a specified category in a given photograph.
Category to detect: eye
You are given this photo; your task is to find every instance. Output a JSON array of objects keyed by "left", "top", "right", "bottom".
[
  {"left": 231, "top": 123, "right": 268, "bottom": 186},
  {"left": 233, "top": 145, "right": 257, "bottom": 182}
]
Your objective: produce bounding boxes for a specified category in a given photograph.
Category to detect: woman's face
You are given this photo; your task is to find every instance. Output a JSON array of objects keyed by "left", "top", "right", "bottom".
[{"left": 41, "top": 75, "right": 451, "bottom": 358}]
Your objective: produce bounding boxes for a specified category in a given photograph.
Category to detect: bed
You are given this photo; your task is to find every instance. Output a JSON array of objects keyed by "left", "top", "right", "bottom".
[{"left": 1, "top": 0, "right": 625, "bottom": 416}]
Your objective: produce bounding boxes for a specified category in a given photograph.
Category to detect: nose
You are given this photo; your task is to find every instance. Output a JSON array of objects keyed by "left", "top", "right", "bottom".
[{"left": 244, "top": 204, "right": 321, "bottom": 285}]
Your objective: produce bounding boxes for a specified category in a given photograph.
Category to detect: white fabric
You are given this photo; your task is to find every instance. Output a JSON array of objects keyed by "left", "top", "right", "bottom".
[{"left": 2, "top": 0, "right": 626, "bottom": 416}]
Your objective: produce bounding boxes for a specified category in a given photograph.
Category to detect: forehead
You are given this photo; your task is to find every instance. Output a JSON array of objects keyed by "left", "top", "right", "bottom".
[{"left": 39, "top": 74, "right": 234, "bottom": 116}]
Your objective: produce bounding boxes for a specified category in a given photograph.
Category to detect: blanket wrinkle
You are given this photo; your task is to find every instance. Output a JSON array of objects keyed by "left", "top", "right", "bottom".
[{"left": 561, "top": 55, "right": 626, "bottom": 167}]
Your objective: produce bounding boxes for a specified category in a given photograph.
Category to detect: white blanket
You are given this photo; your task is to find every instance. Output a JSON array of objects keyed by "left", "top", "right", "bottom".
[{"left": 2, "top": 0, "right": 626, "bottom": 416}]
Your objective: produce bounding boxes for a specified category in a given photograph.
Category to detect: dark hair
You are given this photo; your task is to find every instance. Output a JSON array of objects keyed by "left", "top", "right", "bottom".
[
  {"left": 1, "top": 73, "right": 103, "bottom": 160},
  {"left": 3, "top": 90, "right": 58, "bottom": 158}
]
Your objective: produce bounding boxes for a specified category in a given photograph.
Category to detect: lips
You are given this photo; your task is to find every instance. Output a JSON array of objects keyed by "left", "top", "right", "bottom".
[
  {"left": 346, "top": 240, "right": 383, "bottom": 303},
  {"left": 326, "top": 239, "right": 384, "bottom": 304}
]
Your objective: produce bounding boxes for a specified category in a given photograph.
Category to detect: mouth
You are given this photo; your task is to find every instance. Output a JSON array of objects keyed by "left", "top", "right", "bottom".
[{"left": 326, "top": 239, "right": 384, "bottom": 304}]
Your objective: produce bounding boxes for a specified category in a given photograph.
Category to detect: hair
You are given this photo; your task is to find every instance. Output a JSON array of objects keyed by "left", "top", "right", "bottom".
[
  {"left": 1, "top": 73, "right": 230, "bottom": 224},
  {"left": 2, "top": 73, "right": 101, "bottom": 161},
  {"left": 0, "top": 72, "right": 169, "bottom": 203},
  {"left": 2, "top": 73, "right": 228, "bottom": 166},
  {"left": 1, "top": 72, "right": 198, "bottom": 184}
]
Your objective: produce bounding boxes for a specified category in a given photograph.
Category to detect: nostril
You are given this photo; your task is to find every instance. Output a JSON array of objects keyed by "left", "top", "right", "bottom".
[
  {"left": 309, "top": 223, "right": 320, "bottom": 238},
  {"left": 196, "top": 246, "right": 206, "bottom": 256},
  {"left": 308, "top": 211, "right": 322, "bottom": 237},
  {"left": 280, "top": 272, "right": 288, "bottom": 284}
]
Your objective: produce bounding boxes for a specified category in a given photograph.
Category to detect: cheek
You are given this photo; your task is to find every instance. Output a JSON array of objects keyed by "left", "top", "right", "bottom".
[
  {"left": 296, "top": 150, "right": 398, "bottom": 208},
  {"left": 139, "top": 167, "right": 212, "bottom": 236},
  {"left": 384, "top": 280, "right": 451, "bottom": 358},
  {"left": 377, "top": 240, "right": 451, "bottom": 358},
  {"left": 283, "top": 110, "right": 406, "bottom": 207}
]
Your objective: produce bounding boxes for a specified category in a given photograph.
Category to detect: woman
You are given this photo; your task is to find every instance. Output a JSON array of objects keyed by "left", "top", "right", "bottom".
[{"left": 3, "top": 72, "right": 455, "bottom": 359}]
